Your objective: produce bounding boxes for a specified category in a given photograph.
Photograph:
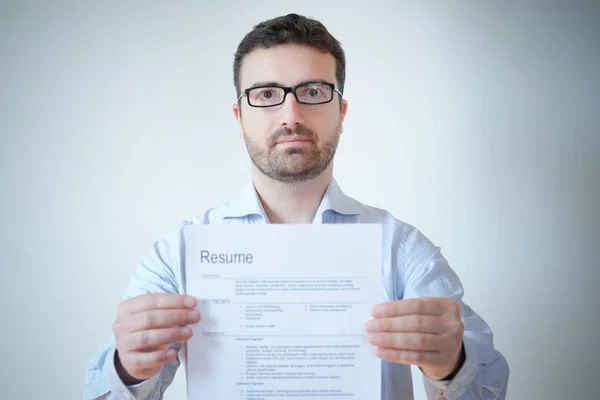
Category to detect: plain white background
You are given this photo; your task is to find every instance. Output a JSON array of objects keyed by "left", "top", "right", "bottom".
[{"left": 1, "top": 1, "right": 599, "bottom": 399}]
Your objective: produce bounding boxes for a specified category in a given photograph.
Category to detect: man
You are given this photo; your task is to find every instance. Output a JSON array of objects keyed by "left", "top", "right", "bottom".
[{"left": 84, "top": 13, "right": 509, "bottom": 400}]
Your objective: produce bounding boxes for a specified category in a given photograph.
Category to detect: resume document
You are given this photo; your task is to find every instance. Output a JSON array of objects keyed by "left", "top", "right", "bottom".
[{"left": 184, "top": 224, "right": 382, "bottom": 399}]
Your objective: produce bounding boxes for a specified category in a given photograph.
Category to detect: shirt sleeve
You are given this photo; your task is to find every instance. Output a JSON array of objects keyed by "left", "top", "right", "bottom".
[
  {"left": 401, "top": 226, "right": 510, "bottom": 400},
  {"left": 83, "top": 225, "right": 187, "bottom": 400}
]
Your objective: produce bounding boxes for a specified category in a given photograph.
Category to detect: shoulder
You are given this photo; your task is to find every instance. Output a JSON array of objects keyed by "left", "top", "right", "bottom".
[
  {"left": 352, "top": 198, "right": 417, "bottom": 237},
  {"left": 351, "top": 197, "right": 440, "bottom": 258},
  {"left": 168, "top": 197, "right": 237, "bottom": 232}
]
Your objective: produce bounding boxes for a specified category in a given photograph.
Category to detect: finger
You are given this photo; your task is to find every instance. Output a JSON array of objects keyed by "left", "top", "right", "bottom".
[
  {"left": 371, "top": 298, "right": 460, "bottom": 319},
  {"left": 121, "top": 347, "right": 179, "bottom": 371},
  {"left": 368, "top": 332, "right": 443, "bottom": 352},
  {"left": 365, "top": 315, "right": 449, "bottom": 334},
  {"left": 120, "top": 326, "right": 193, "bottom": 352},
  {"left": 119, "top": 293, "right": 197, "bottom": 316},
  {"left": 375, "top": 348, "right": 444, "bottom": 367},
  {"left": 125, "top": 309, "right": 201, "bottom": 332}
]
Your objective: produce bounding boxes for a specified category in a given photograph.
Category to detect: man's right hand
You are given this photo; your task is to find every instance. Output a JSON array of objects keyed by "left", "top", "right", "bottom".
[{"left": 112, "top": 293, "right": 200, "bottom": 384}]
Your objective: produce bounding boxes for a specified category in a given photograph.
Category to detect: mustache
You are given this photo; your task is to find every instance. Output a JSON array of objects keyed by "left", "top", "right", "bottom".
[{"left": 268, "top": 125, "right": 316, "bottom": 147}]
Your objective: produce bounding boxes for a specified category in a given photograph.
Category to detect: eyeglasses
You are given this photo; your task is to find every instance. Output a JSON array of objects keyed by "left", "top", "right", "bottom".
[{"left": 237, "top": 82, "right": 343, "bottom": 108}]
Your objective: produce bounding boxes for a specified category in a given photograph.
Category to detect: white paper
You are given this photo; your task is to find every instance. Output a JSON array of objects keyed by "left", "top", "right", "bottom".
[{"left": 184, "top": 224, "right": 382, "bottom": 400}]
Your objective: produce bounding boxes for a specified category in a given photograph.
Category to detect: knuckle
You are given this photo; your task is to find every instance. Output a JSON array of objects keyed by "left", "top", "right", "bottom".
[
  {"left": 160, "top": 310, "right": 177, "bottom": 327},
  {"left": 373, "top": 333, "right": 386, "bottom": 346},
  {"left": 414, "top": 351, "right": 426, "bottom": 364},
  {"left": 125, "top": 353, "right": 142, "bottom": 369},
  {"left": 391, "top": 333, "right": 402, "bottom": 347},
  {"left": 414, "top": 316, "right": 424, "bottom": 331},
  {"left": 139, "top": 330, "right": 151, "bottom": 347},
  {"left": 453, "top": 320, "right": 465, "bottom": 335},
  {"left": 449, "top": 301, "right": 461, "bottom": 315},
  {"left": 391, "top": 351, "right": 402, "bottom": 363},
  {"left": 141, "top": 312, "right": 154, "bottom": 329},
  {"left": 170, "top": 327, "right": 184, "bottom": 342},
  {"left": 416, "top": 299, "right": 426, "bottom": 315},
  {"left": 178, "top": 327, "right": 189, "bottom": 340},
  {"left": 378, "top": 318, "right": 390, "bottom": 331},
  {"left": 163, "top": 348, "right": 175, "bottom": 361},
  {"left": 385, "top": 333, "right": 396, "bottom": 347},
  {"left": 177, "top": 310, "right": 189, "bottom": 325},
  {"left": 134, "top": 355, "right": 147, "bottom": 369},
  {"left": 166, "top": 327, "right": 182, "bottom": 344},
  {"left": 443, "top": 317, "right": 462, "bottom": 335},
  {"left": 143, "top": 294, "right": 155, "bottom": 309},
  {"left": 163, "top": 329, "right": 176, "bottom": 343}
]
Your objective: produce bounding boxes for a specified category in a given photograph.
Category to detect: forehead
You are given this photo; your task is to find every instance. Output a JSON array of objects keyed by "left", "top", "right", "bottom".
[{"left": 240, "top": 44, "right": 337, "bottom": 88}]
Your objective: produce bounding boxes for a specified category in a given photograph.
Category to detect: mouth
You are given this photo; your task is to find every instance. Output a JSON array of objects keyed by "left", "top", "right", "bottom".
[{"left": 275, "top": 136, "right": 312, "bottom": 145}]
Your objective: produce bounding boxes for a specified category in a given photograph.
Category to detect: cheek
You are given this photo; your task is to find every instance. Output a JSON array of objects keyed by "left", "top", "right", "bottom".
[
  {"left": 315, "top": 105, "right": 342, "bottom": 128},
  {"left": 317, "top": 115, "right": 342, "bottom": 137},
  {"left": 242, "top": 110, "right": 273, "bottom": 137}
]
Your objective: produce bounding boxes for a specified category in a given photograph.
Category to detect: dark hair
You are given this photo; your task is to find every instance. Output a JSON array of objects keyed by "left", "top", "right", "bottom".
[{"left": 233, "top": 13, "right": 346, "bottom": 98}]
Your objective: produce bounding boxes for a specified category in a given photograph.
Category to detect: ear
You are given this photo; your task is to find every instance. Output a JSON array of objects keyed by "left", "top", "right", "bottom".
[
  {"left": 232, "top": 102, "right": 244, "bottom": 138},
  {"left": 339, "top": 98, "right": 348, "bottom": 134}
]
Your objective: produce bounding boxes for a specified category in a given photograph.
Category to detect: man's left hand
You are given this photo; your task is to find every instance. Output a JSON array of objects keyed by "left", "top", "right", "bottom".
[{"left": 365, "top": 297, "right": 465, "bottom": 380}]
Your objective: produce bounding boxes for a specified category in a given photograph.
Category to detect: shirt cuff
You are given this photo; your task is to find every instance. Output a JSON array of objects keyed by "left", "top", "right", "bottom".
[
  {"left": 423, "top": 337, "right": 479, "bottom": 400},
  {"left": 103, "top": 346, "right": 160, "bottom": 400}
]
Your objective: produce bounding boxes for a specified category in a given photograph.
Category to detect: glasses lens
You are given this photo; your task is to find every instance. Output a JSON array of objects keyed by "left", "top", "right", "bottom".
[
  {"left": 296, "top": 83, "right": 333, "bottom": 104},
  {"left": 248, "top": 87, "right": 285, "bottom": 107}
]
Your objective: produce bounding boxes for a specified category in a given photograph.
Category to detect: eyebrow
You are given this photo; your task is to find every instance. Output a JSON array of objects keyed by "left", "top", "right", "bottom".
[{"left": 247, "top": 79, "right": 331, "bottom": 89}]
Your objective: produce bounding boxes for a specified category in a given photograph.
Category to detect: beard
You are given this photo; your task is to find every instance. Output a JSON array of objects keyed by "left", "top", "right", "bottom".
[{"left": 243, "top": 123, "right": 341, "bottom": 184}]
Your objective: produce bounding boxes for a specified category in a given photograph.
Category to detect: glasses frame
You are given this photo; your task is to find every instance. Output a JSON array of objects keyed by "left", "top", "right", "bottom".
[{"left": 237, "top": 81, "right": 343, "bottom": 108}]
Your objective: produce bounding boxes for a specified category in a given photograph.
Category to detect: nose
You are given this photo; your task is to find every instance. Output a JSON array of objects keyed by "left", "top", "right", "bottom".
[{"left": 279, "top": 91, "right": 304, "bottom": 127}]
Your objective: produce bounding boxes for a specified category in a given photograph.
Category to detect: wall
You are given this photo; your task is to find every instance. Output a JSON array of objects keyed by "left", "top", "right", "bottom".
[{"left": 1, "top": 1, "right": 598, "bottom": 399}]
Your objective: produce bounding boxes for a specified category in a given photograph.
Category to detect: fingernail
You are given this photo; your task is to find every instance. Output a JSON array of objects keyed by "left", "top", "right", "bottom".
[
  {"left": 189, "top": 310, "right": 200, "bottom": 322},
  {"left": 182, "top": 327, "right": 192, "bottom": 336},
  {"left": 371, "top": 304, "right": 382, "bottom": 317},
  {"left": 365, "top": 320, "right": 377, "bottom": 332},
  {"left": 184, "top": 297, "right": 196, "bottom": 308},
  {"left": 368, "top": 334, "right": 380, "bottom": 345}
]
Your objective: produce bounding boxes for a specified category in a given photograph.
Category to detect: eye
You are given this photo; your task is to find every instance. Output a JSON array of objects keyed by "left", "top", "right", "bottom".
[
  {"left": 249, "top": 87, "right": 283, "bottom": 105},
  {"left": 258, "top": 90, "right": 274, "bottom": 99},
  {"left": 308, "top": 87, "right": 321, "bottom": 97},
  {"left": 305, "top": 86, "right": 324, "bottom": 97},
  {"left": 297, "top": 84, "right": 330, "bottom": 101}
]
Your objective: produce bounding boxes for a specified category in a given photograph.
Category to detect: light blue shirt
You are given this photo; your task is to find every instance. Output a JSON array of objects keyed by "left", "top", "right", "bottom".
[{"left": 83, "top": 178, "right": 509, "bottom": 400}]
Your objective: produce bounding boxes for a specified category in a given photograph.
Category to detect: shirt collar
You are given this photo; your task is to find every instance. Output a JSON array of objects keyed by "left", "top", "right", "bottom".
[{"left": 215, "top": 177, "right": 362, "bottom": 222}]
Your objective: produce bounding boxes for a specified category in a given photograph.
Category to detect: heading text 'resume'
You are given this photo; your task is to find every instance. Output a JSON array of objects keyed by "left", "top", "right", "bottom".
[{"left": 200, "top": 250, "right": 254, "bottom": 264}]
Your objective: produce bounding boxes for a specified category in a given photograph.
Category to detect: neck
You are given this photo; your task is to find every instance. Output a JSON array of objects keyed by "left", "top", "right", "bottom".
[{"left": 251, "top": 165, "right": 333, "bottom": 224}]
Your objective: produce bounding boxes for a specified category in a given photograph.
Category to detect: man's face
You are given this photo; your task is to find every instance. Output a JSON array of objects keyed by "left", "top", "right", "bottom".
[{"left": 233, "top": 44, "right": 348, "bottom": 183}]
